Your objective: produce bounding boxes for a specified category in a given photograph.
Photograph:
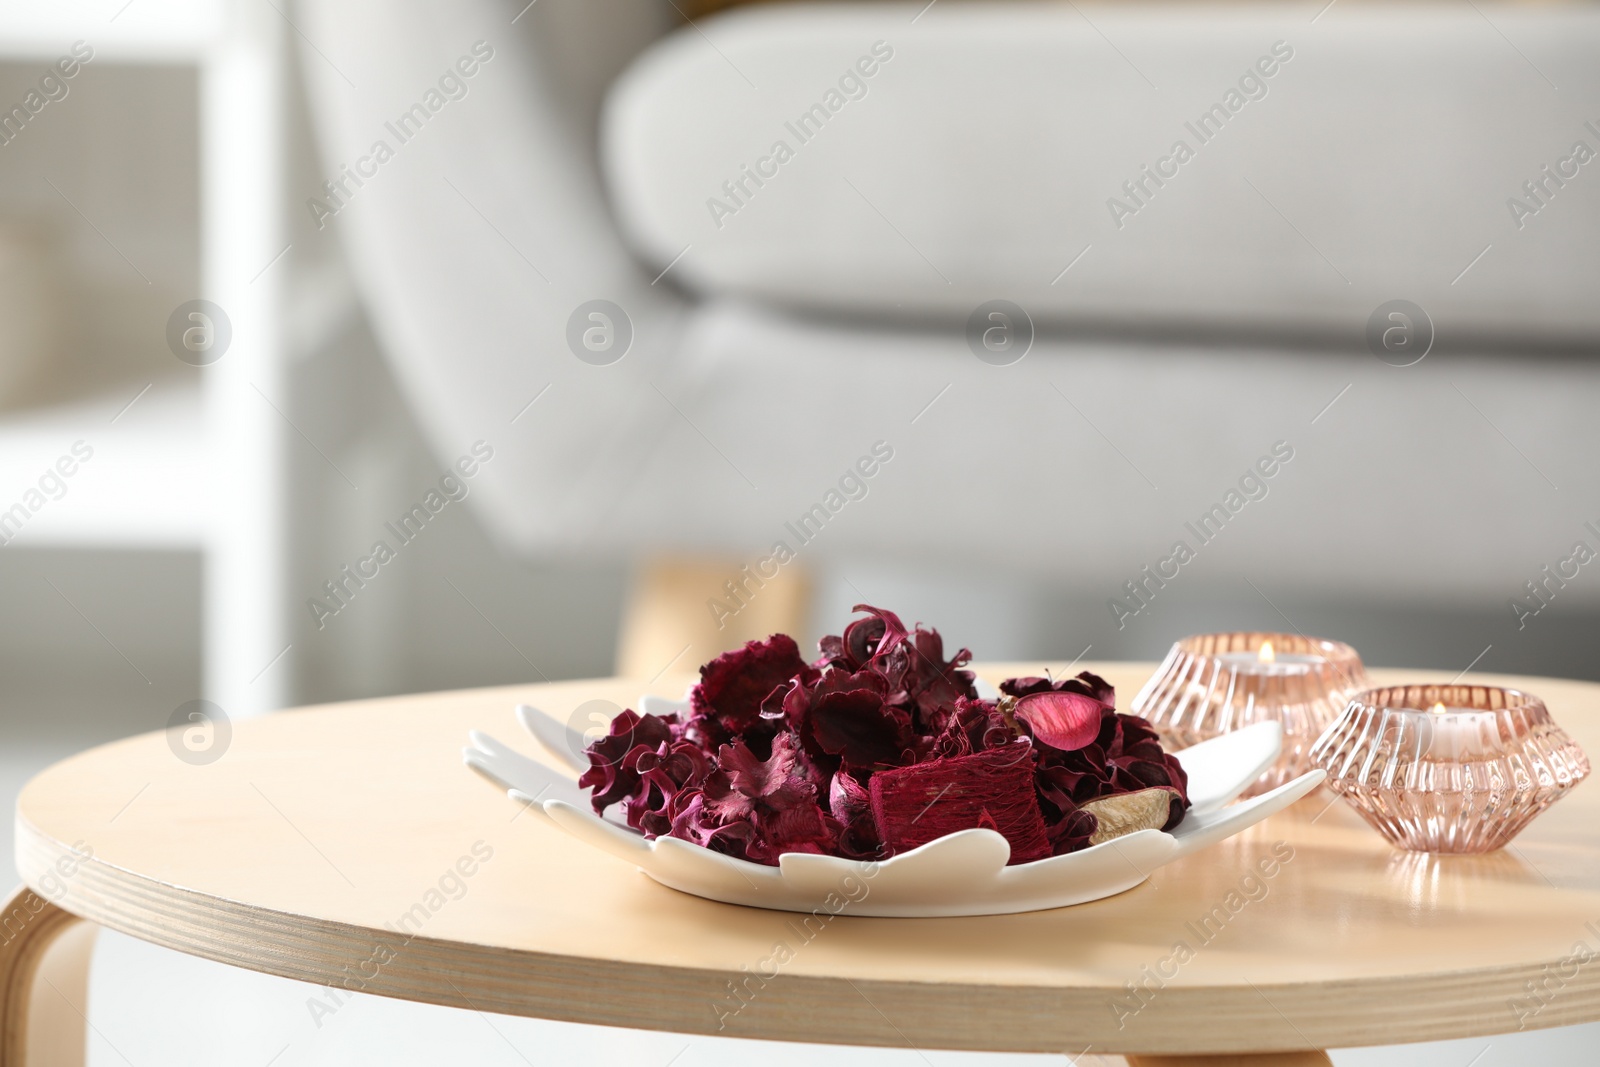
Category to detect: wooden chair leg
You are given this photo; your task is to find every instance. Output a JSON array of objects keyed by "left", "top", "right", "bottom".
[
  {"left": 1126, "top": 1054, "right": 1332, "bottom": 1067},
  {"left": 616, "top": 556, "right": 808, "bottom": 680},
  {"left": 0, "top": 887, "right": 96, "bottom": 1067}
]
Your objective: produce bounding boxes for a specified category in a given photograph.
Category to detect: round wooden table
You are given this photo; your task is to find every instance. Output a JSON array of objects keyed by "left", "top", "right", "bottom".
[{"left": 8, "top": 663, "right": 1600, "bottom": 1067}]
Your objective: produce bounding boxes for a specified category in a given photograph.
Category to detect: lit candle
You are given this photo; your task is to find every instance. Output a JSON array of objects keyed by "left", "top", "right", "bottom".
[
  {"left": 1215, "top": 639, "right": 1326, "bottom": 675},
  {"left": 1419, "top": 701, "right": 1493, "bottom": 761}
]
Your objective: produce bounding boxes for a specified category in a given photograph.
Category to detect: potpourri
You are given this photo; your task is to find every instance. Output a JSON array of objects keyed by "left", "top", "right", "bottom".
[{"left": 579, "top": 605, "right": 1189, "bottom": 866}]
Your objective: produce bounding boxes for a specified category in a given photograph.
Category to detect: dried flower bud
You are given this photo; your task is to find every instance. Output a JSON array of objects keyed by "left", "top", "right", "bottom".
[{"left": 1078, "top": 787, "right": 1182, "bottom": 845}]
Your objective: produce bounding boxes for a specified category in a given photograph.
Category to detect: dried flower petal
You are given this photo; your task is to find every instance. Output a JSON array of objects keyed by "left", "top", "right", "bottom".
[
  {"left": 690, "top": 634, "right": 813, "bottom": 744},
  {"left": 577, "top": 709, "right": 677, "bottom": 812},
  {"left": 1001, "top": 671, "right": 1116, "bottom": 706},
  {"left": 810, "top": 688, "right": 912, "bottom": 767},
  {"left": 1013, "top": 690, "right": 1104, "bottom": 752}
]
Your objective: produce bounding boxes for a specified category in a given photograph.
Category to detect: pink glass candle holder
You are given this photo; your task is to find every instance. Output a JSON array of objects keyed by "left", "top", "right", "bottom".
[
  {"left": 1132, "top": 631, "right": 1369, "bottom": 797},
  {"left": 1310, "top": 684, "right": 1590, "bottom": 853}
]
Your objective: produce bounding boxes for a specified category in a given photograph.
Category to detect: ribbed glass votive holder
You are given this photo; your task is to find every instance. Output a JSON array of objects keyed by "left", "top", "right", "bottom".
[
  {"left": 1131, "top": 631, "right": 1369, "bottom": 796},
  {"left": 1310, "top": 684, "right": 1589, "bottom": 853}
]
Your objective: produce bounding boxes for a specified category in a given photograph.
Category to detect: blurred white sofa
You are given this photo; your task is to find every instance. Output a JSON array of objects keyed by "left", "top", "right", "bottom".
[{"left": 297, "top": 0, "right": 1600, "bottom": 623}]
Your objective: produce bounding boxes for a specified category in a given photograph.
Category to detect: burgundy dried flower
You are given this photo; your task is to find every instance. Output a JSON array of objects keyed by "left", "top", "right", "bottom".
[
  {"left": 689, "top": 634, "right": 815, "bottom": 747},
  {"left": 1001, "top": 671, "right": 1116, "bottom": 706},
  {"left": 809, "top": 688, "right": 913, "bottom": 768},
  {"left": 929, "top": 697, "right": 1013, "bottom": 760},
  {"left": 577, "top": 709, "right": 678, "bottom": 812},
  {"left": 828, "top": 771, "right": 881, "bottom": 858},
  {"left": 626, "top": 739, "right": 713, "bottom": 836}
]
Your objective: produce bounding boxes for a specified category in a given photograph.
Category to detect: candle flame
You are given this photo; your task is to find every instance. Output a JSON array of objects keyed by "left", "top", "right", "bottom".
[
  {"left": 1429, "top": 702, "right": 1447, "bottom": 714},
  {"left": 1258, "top": 640, "right": 1276, "bottom": 663}
]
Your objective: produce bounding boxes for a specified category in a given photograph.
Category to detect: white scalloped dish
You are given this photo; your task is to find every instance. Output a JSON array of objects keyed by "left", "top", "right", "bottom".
[{"left": 465, "top": 697, "right": 1323, "bottom": 917}]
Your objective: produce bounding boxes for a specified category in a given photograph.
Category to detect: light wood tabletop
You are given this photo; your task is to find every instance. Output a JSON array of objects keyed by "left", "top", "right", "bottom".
[{"left": 7, "top": 663, "right": 1600, "bottom": 1066}]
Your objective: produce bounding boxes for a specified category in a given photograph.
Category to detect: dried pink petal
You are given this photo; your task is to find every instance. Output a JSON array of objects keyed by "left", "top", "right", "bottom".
[{"left": 1013, "top": 690, "right": 1104, "bottom": 752}]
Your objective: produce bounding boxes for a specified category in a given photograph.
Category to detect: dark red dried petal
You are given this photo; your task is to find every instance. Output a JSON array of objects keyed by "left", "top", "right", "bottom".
[
  {"left": 999, "top": 676, "right": 1054, "bottom": 698},
  {"left": 809, "top": 689, "right": 911, "bottom": 767},
  {"left": 756, "top": 802, "right": 836, "bottom": 859},
  {"left": 1000, "top": 670, "right": 1115, "bottom": 708},
  {"left": 698, "top": 767, "right": 750, "bottom": 818},
  {"left": 842, "top": 615, "right": 886, "bottom": 669},
  {"left": 845, "top": 604, "right": 911, "bottom": 666},
  {"left": 691, "top": 634, "right": 811, "bottom": 739},
  {"left": 1049, "top": 807, "right": 1099, "bottom": 855},
  {"left": 578, "top": 709, "right": 677, "bottom": 814},
  {"left": 718, "top": 731, "right": 820, "bottom": 798},
  {"left": 928, "top": 697, "right": 1013, "bottom": 760},
  {"left": 669, "top": 790, "right": 761, "bottom": 857},
  {"left": 817, "top": 633, "right": 847, "bottom": 669},
  {"left": 905, "top": 627, "right": 978, "bottom": 724},
  {"left": 811, "top": 667, "right": 890, "bottom": 701},
  {"left": 1118, "top": 758, "right": 1172, "bottom": 789},
  {"left": 1060, "top": 671, "right": 1117, "bottom": 707},
  {"left": 828, "top": 771, "right": 870, "bottom": 823},
  {"left": 1163, "top": 753, "right": 1189, "bottom": 805}
]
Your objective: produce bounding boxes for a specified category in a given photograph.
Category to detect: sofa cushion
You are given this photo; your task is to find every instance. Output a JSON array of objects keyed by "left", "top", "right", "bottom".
[
  {"left": 569, "top": 299, "right": 1600, "bottom": 604},
  {"left": 605, "top": 3, "right": 1600, "bottom": 338}
]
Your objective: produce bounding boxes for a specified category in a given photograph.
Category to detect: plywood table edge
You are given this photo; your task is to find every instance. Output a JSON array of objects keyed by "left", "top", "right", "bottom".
[
  {"left": 16, "top": 664, "right": 1600, "bottom": 1055},
  {"left": 16, "top": 810, "right": 1600, "bottom": 1054}
]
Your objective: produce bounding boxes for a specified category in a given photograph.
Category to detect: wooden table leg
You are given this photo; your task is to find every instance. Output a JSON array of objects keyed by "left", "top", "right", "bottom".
[
  {"left": 615, "top": 556, "right": 809, "bottom": 679},
  {"left": 0, "top": 887, "right": 97, "bottom": 1067},
  {"left": 1126, "top": 1054, "right": 1333, "bottom": 1066}
]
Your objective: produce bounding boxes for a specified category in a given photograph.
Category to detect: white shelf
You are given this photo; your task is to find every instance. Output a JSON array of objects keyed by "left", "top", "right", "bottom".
[
  {"left": 0, "top": 0, "right": 289, "bottom": 713},
  {"left": 0, "top": 380, "right": 208, "bottom": 550},
  {"left": 0, "top": 0, "right": 223, "bottom": 62}
]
